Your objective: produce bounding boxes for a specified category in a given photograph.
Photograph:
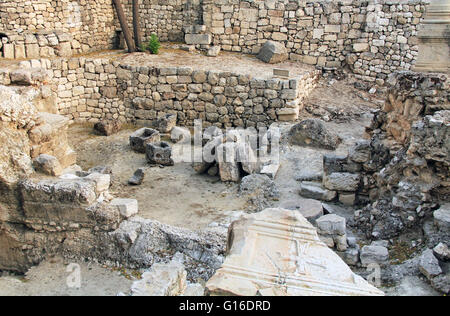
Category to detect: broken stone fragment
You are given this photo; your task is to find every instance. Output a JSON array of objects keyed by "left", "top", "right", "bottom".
[
  {"left": 300, "top": 181, "right": 337, "bottom": 201},
  {"left": 257, "top": 41, "right": 288, "bottom": 64},
  {"left": 170, "top": 126, "right": 191, "bottom": 143},
  {"left": 278, "top": 198, "right": 324, "bottom": 223},
  {"left": 260, "top": 161, "right": 280, "bottom": 179},
  {"left": 131, "top": 259, "right": 187, "bottom": 296},
  {"left": 146, "top": 141, "right": 174, "bottom": 166},
  {"left": 349, "top": 140, "right": 372, "bottom": 163},
  {"left": 130, "top": 128, "right": 160, "bottom": 153},
  {"left": 289, "top": 119, "right": 341, "bottom": 150},
  {"left": 216, "top": 142, "right": 240, "bottom": 182},
  {"left": 317, "top": 214, "right": 347, "bottom": 236},
  {"left": 430, "top": 274, "right": 450, "bottom": 295},
  {"left": 360, "top": 245, "right": 389, "bottom": 267},
  {"left": 433, "top": 243, "right": 450, "bottom": 261},
  {"left": 155, "top": 114, "right": 177, "bottom": 133},
  {"left": 419, "top": 249, "right": 443, "bottom": 280},
  {"left": 128, "top": 168, "right": 145, "bottom": 185},
  {"left": 182, "top": 283, "right": 205, "bottom": 296},
  {"left": 433, "top": 204, "right": 450, "bottom": 233},
  {"left": 32, "top": 154, "right": 63, "bottom": 177},
  {"left": 206, "top": 208, "right": 384, "bottom": 296},
  {"left": 84, "top": 173, "right": 111, "bottom": 194},
  {"left": 323, "top": 172, "right": 361, "bottom": 192},
  {"left": 207, "top": 46, "right": 221, "bottom": 57},
  {"left": 94, "top": 120, "right": 122, "bottom": 136},
  {"left": 110, "top": 198, "right": 138, "bottom": 218}
]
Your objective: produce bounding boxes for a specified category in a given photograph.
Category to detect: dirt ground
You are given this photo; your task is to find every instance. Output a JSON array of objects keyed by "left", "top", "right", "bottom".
[{"left": 0, "top": 256, "right": 134, "bottom": 296}]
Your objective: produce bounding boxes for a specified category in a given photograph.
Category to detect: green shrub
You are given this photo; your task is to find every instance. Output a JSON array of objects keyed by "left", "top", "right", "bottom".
[{"left": 147, "top": 34, "right": 161, "bottom": 55}]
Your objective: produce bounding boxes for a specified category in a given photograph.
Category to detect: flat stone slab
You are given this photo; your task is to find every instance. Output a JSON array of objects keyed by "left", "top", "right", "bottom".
[{"left": 206, "top": 208, "right": 384, "bottom": 296}]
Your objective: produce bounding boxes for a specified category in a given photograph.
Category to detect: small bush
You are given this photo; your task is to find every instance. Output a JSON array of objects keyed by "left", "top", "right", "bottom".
[{"left": 147, "top": 34, "right": 161, "bottom": 55}]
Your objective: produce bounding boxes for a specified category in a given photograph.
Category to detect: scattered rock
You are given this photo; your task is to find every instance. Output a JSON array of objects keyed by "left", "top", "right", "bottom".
[
  {"left": 419, "top": 249, "right": 442, "bottom": 280},
  {"left": 300, "top": 181, "right": 337, "bottom": 201},
  {"left": 317, "top": 214, "right": 347, "bottom": 251},
  {"left": 323, "top": 172, "right": 360, "bottom": 192},
  {"left": 32, "top": 154, "right": 63, "bottom": 176},
  {"left": 110, "top": 198, "right": 139, "bottom": 218},
  {"left": 93, "top": 120, "right": 122, "bottom": 136},
  {"left": 433, "top": 243, "right": 450, "bottom": 261},
  {"left": 260, "top": 161, "right": 279, "bottom": 179},
  {"left": 360, "top": 245, "right": 389, "bottom": 267},
  {"left": 171, "top": 126, "right": 191, "bottom": 143},
  {"left": 240, "top": 174, "right": 280, "bottom": 212},
  {"left": 128, "top": 168, "right": 145, "bottom": 185},
  {"left": 289, "top": 119, "right": 341, "bottom": 150},
  {"left": 131, "top": 259, "right": 187, "bottom": 296},
  {"left": 430, "top": 274, "right": 450, "bottom": 294},
  {"left": 155, "top": 114, "right": 177, "bottom": 133},
  {"left": 433, "top": 204, "right": 450, "bottom": 233},
  {"left": 257, "top": 41, "right": 288, "bottom": 64},
  {"left": 130, "top": 128, "right": 160, "bottom": 153},
  {"left": 278, "top": 198, "right": 323, "bottom": 223},
  {"left": 182, "top": 283, "right": 205, "bottom": 296},
  {"left": 146, "top": 141, "right": 174, "bottom": 166},
  {"left": 207, "top": 46, "right": 221, "bottom": 57}
]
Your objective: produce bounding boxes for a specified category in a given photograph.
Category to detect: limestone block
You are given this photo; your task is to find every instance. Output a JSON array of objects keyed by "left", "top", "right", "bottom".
[
  {"left": 185, "top": 34, "right": 212, "bottom": 45},
  {"left": 110, "top": 198, "right": 139, "bottom": 218},
  {"left": 257, "top": 41, "right": 288, "bottom": 64},
  {"left": 206, "top": 208, "right": 384, "bottom": 296}
]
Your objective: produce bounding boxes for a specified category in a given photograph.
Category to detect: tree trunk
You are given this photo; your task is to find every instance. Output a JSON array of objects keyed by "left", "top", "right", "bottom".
[
  {"left": 112, "top": 0, "right": 135, "bottom": 53},
  {"left": 132, "top": 0, "right": 142, "bottom": 49}
]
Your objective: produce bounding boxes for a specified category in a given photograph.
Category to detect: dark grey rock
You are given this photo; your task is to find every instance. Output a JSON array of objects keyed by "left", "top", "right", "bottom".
[
  {"left": 289, "top": 119, "right": 341, "bottom": 150},
  {"left": 130, "top": 128, "right": 161, "bottom": 153},
  {"left": 129, "top": 168, "right": 145, "bottom": 185},
  {"left": 146, "top": 141, "right": 174, "bottom": 166}
]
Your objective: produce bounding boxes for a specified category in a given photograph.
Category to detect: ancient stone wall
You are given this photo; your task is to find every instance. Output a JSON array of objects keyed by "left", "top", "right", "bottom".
[
  {"left": 203, "top": 0, "right": 426, "bottom": 85},
  {"left": 0, "top": 0, "right": 117, "bottom": 58},
  {"left": 6, "top": 56, "right": 318, "bottom": 127}
]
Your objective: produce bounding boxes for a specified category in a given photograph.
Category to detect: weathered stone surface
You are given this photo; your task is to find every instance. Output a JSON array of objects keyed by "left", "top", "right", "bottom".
[
  {"left": 257, "top": 41, "right": 288, "bottom": 64},
  {"left": 323, "top": 173, "right": 360, "bottom": 192},
  {"left": 433, "top": 204, "right": 450, "bottom": 232},
  {"left": 130, "top": 128, "right": 160, "bottom": 153},
  {"left": 360, "top": 245, "right": 389, "bottom": 267},
  {"left": 206, "top": 208, "right": 384, "bottom": 296},
  {"left": 131, "top": 259, "right": 186, "bottom": 296},
  {"left": 419, "top": 249, "right": 442, "bottom": 280},
  {"left": 182, "top": 283, "right": 205, "bottom": 296},
  {"left": 216, "top": 142, "right": 240, "bottom": 182},
  {"left": 110, "top": 198, "right": 139, "bottom": 218},
  {"left": 278, "top": 199, "right": 324, "bottom": 223},
  {"left": 207, "top": 46, "right": 221, "bottom": 57},
  {"left": 260, "top": 162, "right": 280, "bottom": 179},
  {"left": 289, "top": 119, "right": 341, "bottom": 150},
  {"left": 300, "top": 181, "right": 336, "bottom": 201},
  {"left": 128, "top": 168, "right": 145, "bottom": 186},
  {"left": 170, "top": 126, "right": 191, "bottom": 143},
  {"left": 317, "top": 214, "right": 346, "bottom": 236},
  {"left": 94, "top": 120, "right": 122, "bottom": 136},
  {"left": 146, "top": 141, "right": 174, "bottom": 166},
  {"left": 240, "top": 174, "right": 280, "bottom": 212},
  {"left": 155, "top": 114, "right": 177, "bottom": 133},
  {"left": 433, "top": 243, "right": 450, "bottom": 261},
  {"left": 430, "top": 274, "right": 450, "bottom": 294},
  {"left": 185, "top": 34, "right": 212, "bottom": 45},
  {"left": 32, "top": 154, "right": 63, "bottom": 177}
]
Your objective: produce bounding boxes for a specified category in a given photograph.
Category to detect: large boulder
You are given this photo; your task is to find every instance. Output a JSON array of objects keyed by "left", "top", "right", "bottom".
[
  {"left": 289, "top": 119, "right": 342, "bottom": 150},
  {"left": 257, "top": 41, "right": 288, "bottom": 64},
  {"left": 94, "top": 120, "right": 122, "bottom": 136}
]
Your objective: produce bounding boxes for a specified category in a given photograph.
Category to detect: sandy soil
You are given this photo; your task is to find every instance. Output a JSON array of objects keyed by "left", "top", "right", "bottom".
[
  {"left": 0, "top": 256, "right": 134, "bottom": 296},
  {"left": 70, "top": 125, "right": 248, "bottom": 230}
]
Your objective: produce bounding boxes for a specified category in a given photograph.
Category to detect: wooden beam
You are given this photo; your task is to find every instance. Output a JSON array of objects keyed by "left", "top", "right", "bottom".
[
  {"left": 132, "top": 0, "right": 142, "bottom": 49},
  {"left": 112, "top": 0, "right": 136, "bottom": 53}
]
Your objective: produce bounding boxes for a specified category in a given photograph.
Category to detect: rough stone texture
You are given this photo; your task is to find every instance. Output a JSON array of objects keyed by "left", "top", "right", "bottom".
[
  {"left": 94, "top": 120, "right": 122, "bottom": 136},
  {"left": 128, "top": 168, "right": 145, "bottom": 186},
  {"left": 323, "top": 173, "right": 361, "bottom": 192},
  {"left": 434, "top": 204, "right": 450, "bottom": 233},
  {"left": 433, "top": 243, "right": 450, "bottom": 261},
  {"left": 110, "top": 199, "right": 139, "bottom": 219},
  {"left": 419, "top": 249, "right": 442, "bottom": 280},
  {"left": 300, "top": 181, "right": 337, "bottom": 202},
  {"left": 360, "top": 245, "right": 389, "bottom": 267},
  {"left": 131, "top": 259, "right": 187, "bottom": 296},
  {"left": 257, "top": 41, "right": 288, "bottom": 64},
  {"left": 146, "top": 141, "right": 174, "bottom": 166},
  {"left": 32, "top": 154, "right": 63, "bottom": 177},
  {"left": 239, "top": 174, "right": 280, "bottom": 212},
  {"left": 129, "top": 128, "right": 161, "bottom": 153},
  {"left": 289, "top": 119, "right": 341, "bottom": 150},
  {"left": 155, "top": 114, "right": 177, "bottom": 134},
  {"left": 206, "top": 208, "right": 384, "bottom": 296}
]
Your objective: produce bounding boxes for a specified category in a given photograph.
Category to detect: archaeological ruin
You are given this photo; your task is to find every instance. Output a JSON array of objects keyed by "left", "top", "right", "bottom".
[{"left": 0, "top": 0, "right": 448, "bottom": 297}]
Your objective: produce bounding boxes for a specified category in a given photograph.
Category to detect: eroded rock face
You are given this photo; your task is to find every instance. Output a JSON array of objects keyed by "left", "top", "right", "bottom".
[
  {"left": 94, "top": 120, "right": 122, "bottom": 136},
  {"left": 289, "top": 119, "right": 341, "bottom": 150},
  {"left": 206, "top": 208, "right": 384, "bottom": 296},
  {"left": 257, "top": 41, "right": 288, "bottom": 64}
]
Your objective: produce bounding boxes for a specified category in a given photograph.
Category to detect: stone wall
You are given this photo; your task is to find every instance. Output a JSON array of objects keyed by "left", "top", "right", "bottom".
[
  {"left": 10, "top": 56, "right": 318, "bottom": 128},
  {"left": 203, "top": 0, "right": 427, "bottom": 85},
  {"left": 0, "top": 0, "right": 117, "bottom": 57}
]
